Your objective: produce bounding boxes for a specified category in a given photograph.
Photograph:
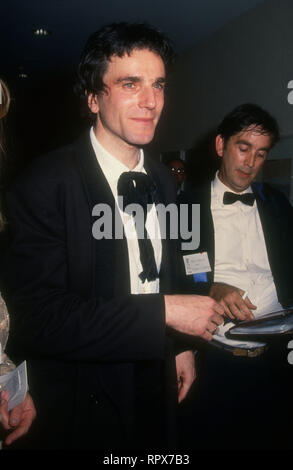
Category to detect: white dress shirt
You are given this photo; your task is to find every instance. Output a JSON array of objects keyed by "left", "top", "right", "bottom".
[
  {"left": 211, "top": 172, "right": 282, "bottom": 316},
  {"left": 90, "top": 127, "right": 161, "bottom": 295}
]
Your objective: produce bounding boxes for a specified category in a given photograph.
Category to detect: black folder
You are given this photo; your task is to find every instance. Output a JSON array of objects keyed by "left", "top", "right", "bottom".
[{"left": 227, "top": 308, "right": 293, "bottom": 340}]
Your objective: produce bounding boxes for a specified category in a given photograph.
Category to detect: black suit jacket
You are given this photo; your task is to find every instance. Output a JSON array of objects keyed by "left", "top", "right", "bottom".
[
  {"left": 176, "top": 180, "right": 293, "bottom": 451},
  {"left": 0, "top": 133, "right": 180, "bottom": 449},
  {"left": 180, "top": 179, "right": 293, "bottom": 306}
]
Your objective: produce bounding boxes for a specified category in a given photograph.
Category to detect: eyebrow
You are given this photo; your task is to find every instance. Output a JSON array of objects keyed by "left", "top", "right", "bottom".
[
  {"left": 116, "top": 76, "right": 166, "bottom": 84},
  {"left": 235, "top": 139, "right": 270, "bottom": 151}
]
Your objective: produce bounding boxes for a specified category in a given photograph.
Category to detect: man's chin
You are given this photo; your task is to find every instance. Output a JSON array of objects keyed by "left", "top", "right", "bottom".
[
  {"left": 235, "top": 183, "right": 252, "bottom": 192},
  {"left": 126, "top": 133, "right": 156, "bottom": 147}
]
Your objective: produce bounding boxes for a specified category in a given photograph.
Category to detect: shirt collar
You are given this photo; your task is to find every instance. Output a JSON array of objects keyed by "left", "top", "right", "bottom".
[
  {"left": 90, "top": 127, "right": 144, "bottom": 188},
  {"left": 211, "top": 171, "right": 253, "bottom": 206}
]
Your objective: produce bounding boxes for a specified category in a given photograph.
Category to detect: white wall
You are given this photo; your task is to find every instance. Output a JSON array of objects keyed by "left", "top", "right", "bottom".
[{"left": 156, "top": 0, "right": 293, "bottom": 152}]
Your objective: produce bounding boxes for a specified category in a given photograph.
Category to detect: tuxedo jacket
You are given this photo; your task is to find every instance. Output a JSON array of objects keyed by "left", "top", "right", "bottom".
[
  {"left": 181, "top": 179, "right": 293, "bottom": 307},
  {"left": 177, "top": 180, "right": 293, "bottom": 451},
  {"left": 0, "top": 132, "right": 181, "bottom": 450}
]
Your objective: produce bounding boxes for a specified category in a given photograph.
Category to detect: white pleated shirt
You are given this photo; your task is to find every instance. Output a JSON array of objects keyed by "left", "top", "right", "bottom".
[
  {"left": 211, "top": 172, "right": 282, "bottom": 316},
  {"left": 90, "top": 128, "right": 161, "bottom": 295}
]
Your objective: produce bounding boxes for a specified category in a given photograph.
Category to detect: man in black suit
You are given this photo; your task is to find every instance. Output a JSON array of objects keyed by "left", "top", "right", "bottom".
[
  {"left": 179, "top": 103, "right": 293, "bottom": 449},
  {"left": 0, "top": 23, "right": 224, "bottom": 450},
  {"left": 183, "top": 103, "right": 293, "bottom": 317}
]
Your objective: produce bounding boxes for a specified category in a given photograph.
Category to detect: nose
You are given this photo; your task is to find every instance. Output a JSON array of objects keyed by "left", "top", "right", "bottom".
[
  {"left": 138, "top": 86, "right": 156, "bottom": 109},
  {"left": 244, "top": 151, "right": 256, "bottom": 168}
]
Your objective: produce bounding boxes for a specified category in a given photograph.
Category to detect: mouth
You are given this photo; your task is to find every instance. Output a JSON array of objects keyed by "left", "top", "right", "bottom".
[
  {"left": 131, "top": 118, "right": 154, "bottom": 124},
  {"left": 236, "top": 169, "right": 253, "bottom": 178}
]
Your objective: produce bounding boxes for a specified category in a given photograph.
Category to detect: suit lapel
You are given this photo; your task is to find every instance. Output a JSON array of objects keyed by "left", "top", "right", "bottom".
[
  {"left": 144, "top": 155, "right": 175, "bottom": 293},
  {"left": 73, "top": 136, "right": 177, "bottom": 298},
  {"left": 73, "top": 133, "right": 131, "bottom": 298},
  {"left": 253, "top": 182, "right": 282, "bottom": 275},
  {"left": 203, "top": 183, "right": 215, "bottom": 271},
  {"left": 196, "top": 182, "right": 215, "bottom": 281}
]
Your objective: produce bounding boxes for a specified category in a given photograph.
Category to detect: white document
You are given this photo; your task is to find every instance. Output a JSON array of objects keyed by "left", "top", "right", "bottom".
[
  {"left": 212, "top": 322, "right": 267, "bottom": 350},
  {"left": 183, "top": 252, "right": 211, "bottom": 275},
  {"left": 0, "top": 361, "right": 28, "bottom": 411}
]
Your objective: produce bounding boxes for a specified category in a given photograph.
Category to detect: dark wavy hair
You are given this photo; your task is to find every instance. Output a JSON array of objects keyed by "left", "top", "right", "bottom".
[
  {"left": 217, "top": 103, "right": 280, "bottom": 148},
  {"left": 75, "top": 22, "right": 175, "bottom": 122}
]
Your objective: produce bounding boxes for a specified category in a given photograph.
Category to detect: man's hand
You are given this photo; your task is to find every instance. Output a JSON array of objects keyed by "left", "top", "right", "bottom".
[
  {"left": 0, "top": 391, "right": 36, "bottom": 446},
  {"left": 165, "top": 294, "right": 225, "bottom": 341},
  {"left": 209, "top": 283, "right": 256, "bottom": 321},
  {"left": 175, "top": 350, "right": 196, "bottom": 403}
]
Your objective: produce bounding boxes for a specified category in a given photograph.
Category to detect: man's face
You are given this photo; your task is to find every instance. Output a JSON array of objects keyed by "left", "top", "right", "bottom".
[
  {"left": 168, "top": 159, "right": 186, "bottom": 187},
  {"left": 216, "top": 127, "right": 272, "bottom": 192},
  {"left": 88, "top": 48, "right": 165, "bottom": 154}
]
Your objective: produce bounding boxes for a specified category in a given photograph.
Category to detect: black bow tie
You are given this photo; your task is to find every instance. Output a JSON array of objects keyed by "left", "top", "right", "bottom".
[
  {"left": 117, "top": 171, "right": 159, "bottom": 283},
  {"left": 223, "top": 191, "right": 255, "bottom": 206},
  {"left": 117, "top": 172, "right": 157, "bottom": 210}
]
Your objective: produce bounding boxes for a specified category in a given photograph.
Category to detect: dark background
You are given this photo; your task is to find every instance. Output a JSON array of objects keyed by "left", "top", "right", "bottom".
[{"left": 0, "top": 0, "right": 266, "bottom": 179}]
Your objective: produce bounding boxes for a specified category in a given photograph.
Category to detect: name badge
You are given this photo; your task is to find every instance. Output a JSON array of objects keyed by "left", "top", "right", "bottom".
[{"left": 183, "top": 252, "right": 211, "bottom": 275}]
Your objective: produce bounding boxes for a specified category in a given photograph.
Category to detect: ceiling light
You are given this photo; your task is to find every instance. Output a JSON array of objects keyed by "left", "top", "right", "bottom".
[{"left": 33, "top": 28, "right": 51, "bottom": 37}]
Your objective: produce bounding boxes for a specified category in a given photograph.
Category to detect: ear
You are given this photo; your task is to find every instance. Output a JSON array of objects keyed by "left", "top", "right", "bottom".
[
  {"left": 215, "top": 134, "right": 225, "bottom": 158},
  {"left": 87, "top": 93, "right": 99, "bottom": 114}
]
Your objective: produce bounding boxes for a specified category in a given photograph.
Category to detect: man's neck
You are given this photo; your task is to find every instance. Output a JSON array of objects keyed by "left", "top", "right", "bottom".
[
  {"left": 217, "top": 170, "right": 250, "bottom": 193},
  {"left": 93, "top": 125, "right": 140, "bottom": 170}
]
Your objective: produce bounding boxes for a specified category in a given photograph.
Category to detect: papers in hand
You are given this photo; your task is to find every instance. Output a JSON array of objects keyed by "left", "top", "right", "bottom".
[
  {"left": 227, "top": 308, "right": 293, "bottom": 339},
  {"left": 212, "top": 322, "right": 266, "bottom": 351},
  {"left": 0, "top": 361, "right": 28, "bottom": 411}
]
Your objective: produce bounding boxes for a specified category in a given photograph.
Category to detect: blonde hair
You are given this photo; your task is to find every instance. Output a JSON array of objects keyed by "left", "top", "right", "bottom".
[
  {"left": 0, "top": 80, "right": 10, "bottom": 153},
  {"left": 0, "top": 80, "right": 10, "bottom": 120},
  {"left": 0, "top": 79, "right": 10, "bottom": 231}
]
